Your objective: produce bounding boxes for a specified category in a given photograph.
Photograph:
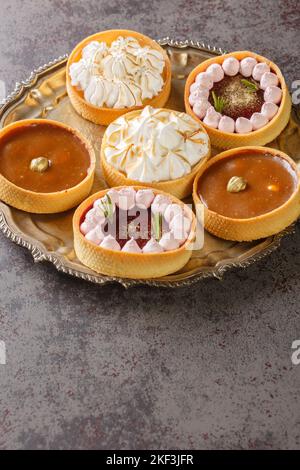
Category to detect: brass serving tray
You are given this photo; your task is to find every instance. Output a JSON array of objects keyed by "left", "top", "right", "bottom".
[{"left": 0, "top": 38, "right": 300, "bottom": 288}]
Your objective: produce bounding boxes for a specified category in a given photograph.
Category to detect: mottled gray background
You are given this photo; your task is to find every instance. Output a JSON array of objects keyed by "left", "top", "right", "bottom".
[{"left": 0, "top": 0, "right": 300, "bottom": 450}]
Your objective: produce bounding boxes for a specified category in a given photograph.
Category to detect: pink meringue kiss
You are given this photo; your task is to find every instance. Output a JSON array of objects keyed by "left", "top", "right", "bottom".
[
  {"left": 195, "top": 72, "right": 214, "bottom": 90},
  {"left": 85, "top": 225, "right": 105, "bottom": 245},
  {"left": 193, "top": 99, "right": 211, "bottom": 119},
  {"left": 164, "top": 203, "right": 183, "bottom": 224},
  {"left": 122, "top": 238, "right": 142, "bottom": 253},
  {"left": 159, "top": 232, "right": 180, "bottom": 251},
  {"left": 80, "top": 220, "right": 94, "bottom": 235},
  {"left": 85, "top": 207, "right": 105, "bottom": 225},
  {"left": 100, "top": 234, "right": 121, "bottom": 251},
  {"left": 250, "top": 112, "right": 269, "bottom": 130},
  {"left": 222, "top": 57, "right": 239, "bottom": 76},
  {"left": 218, "top": 116, "right": 235, "bottom": 133},
  {"left": 252, "top": 62, "right": 270, "bottom": 81},
  {"left": 170, "top": 213, "right": 192, "bottom": 234},
  {"left": 151, "top": 194, "right": 172, "bottom": 215},
  {"left": 203, "top": 106, "right": 221, "bottom": 128},
  {"left": 260, "top": 72, "right": 279, "bottom": 91},
  {"left": 206, "top": 63, "right": 224, "bottom": 82},
  {"left": 142, "top": 238, "right": 164, "bottom": 253},
  {"left": 261, "top": 102, "right": 279, "bottom": 120},
  {"left": 117, "top": 187, "right": 136, "bottom": 211},
  {"left": 235, "top": 117, "right": 253, "bottom": 134},
  {"left": 135, "top": 189, "right": 155, "bottom": 209},
  {"left": 239, "top": 57, "right": 257, "bottom": 77},
  {"left": 264, "top": 86, "right": 282, "bottom": 104},
  {"left": 188, "top": 87, "right": 210, "bottom": 106}
]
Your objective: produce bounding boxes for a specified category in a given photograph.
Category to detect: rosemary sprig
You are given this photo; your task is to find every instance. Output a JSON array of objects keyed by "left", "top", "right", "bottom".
[
  {"left": 100, "top": 194, "right": 114, "bottom": 222},
  {"left": 152, "top": 212, "right": 163, "bottom": 241},
  {"left": 212, "top": 91, "right": 226, "bottom": 114},
  {"left": 241, "top": 78, "right": 259, "bottom": 92}
]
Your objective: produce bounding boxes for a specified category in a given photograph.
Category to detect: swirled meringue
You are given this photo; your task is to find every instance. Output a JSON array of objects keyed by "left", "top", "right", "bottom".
[
  {"left": 142, "top": 238, "right": 164, "bottom": 253},
  {"left": 104, "top": 106, "right": 210, "bottom": 183},
  {"left": 122, "top": 238, "right": 142, "bottom": 253},
  {"left": 69, "top": 36, "right": 165, "bottom": 109}
]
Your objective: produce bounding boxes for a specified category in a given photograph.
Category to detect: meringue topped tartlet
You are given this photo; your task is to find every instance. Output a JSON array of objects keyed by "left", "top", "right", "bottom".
[
  {"left": 73, "top": 186, "right": 196, "bottom": 279},
  {"left": 67, "top": 30, "right": 171, "bottom": 125},
  {"left": 185, "top": 51, "right": 291, "bottom": 149},
  {"left": 193, "top": 146, "right": 300, "bottom": 241},
  {"left": 101, "top": 106, "right": 211, "bottom": 199},
  {"left": 0, "top": 119, "right": 95, "bottom": 213}
]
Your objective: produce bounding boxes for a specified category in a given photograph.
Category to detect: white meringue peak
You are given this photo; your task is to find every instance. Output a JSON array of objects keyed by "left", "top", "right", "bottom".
[
  {"left": 100, "top": 235, "right": 121, "bottom": 251},
  {"left": 117, "top": 187, "right": 136, "bottom": 211},
  {"left": 164, "top": 203, "right": 183, "bottom": 224},
  {"left": 104, "top": 106, "right": 209, "bottom": 183},
  {"left": 159, "top": 232, "right": 180, "bottom": 251},
  {"left": 69, "top": 36, "right": 165, "bottom": 109},
  {"left": 135, "top": 189, "right": 155, "bottom": 209},
  {"left": 142, "top": 238, "right": 164, "bottom": 253},
  {"left": 122, "top": 238, "right": 142, "bottom": 253},
  {"left": 151, "top": 194, "right": 172, "bottom": 215}
]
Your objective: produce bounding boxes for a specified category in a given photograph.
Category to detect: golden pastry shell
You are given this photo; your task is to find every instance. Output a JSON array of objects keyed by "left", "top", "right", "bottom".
[
  {"left": 184, "top": 51, "right": 292, "bottom": 150},
  {"left": 101, "top": 108, "right": 211, "bottom": 200},
  {"left": 66, "top": 29, "right": 172, "bottom": 126},
  {"left": 73, "top": 186, "right": 196, "bottom": 279},
  {"left": 193, "top": 146, "right": 300, "bottom": 241},
  {"left": 0, "top": 119, "right": 96, "bottom": 214}
]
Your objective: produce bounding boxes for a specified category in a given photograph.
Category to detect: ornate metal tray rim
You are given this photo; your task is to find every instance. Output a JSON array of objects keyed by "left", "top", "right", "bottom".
[{"left": 0, "top": 38, "right": 295, "bottom": 288}]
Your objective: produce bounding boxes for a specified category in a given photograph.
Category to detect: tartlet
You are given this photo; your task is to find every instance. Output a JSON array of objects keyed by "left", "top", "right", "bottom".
[
  {"left": 73, "top": 186, "right": 196, "bottom": 279},
  {"left": 66, "top": 29, "right": 172, "bottom": 126},
  {"left": 184, "top": 51, "right": 291, "bottom": 149},
  {"left": 101, "top": 106, "right": 211, "bottom": 199},
  {"left": 0, "top": 119, "right": 95, "bottom": 213},
  {"left": 193, "top": 146, "right": 300, "bottom": 241}
]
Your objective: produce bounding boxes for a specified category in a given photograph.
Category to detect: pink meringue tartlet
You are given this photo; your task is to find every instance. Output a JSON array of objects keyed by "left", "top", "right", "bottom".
[
  {"left": 73, "top": 186, "right": 196, "bottom": 279},
  {"left": 184, "top": 51, "right": 291, "bottom": 149}
]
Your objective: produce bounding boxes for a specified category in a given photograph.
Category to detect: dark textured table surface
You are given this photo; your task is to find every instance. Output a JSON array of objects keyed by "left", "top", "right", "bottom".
[{"left": 0, "top": 0, "right": 300, "bottom": 450}]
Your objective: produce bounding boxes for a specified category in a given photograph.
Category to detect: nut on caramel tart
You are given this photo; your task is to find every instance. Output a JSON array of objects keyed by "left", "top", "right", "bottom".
[
  {"left": 66, "top": 29, "right": 171, "bottom": 126},
  {"left": 0, "top": 119, "right": 95, "bottom": 214},
  {"left": 184, "top": 51, "right": 291, "bottom": 149},
  {"left": 101, "top": 106, "right": 211, "bottom": 200},
  {"left": 73, "top": 186, "right": 196, "bottom": 279},
  {"left": 193, "top": 147, "right": 300, "bottom": 241}
]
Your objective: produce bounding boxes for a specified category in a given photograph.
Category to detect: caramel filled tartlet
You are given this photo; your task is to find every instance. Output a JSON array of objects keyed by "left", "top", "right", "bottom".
[
  {"left": 0, "top": 119, "right": 95, "bottom": 213},
  {"left": 73, "top": 186, "right": 196, "bottom": 279},
  {"left": 185, "top": 51, "right": 291, "bottom": 149},
  {"left": 193, "top": 147, "right": 300, "bottom": 241},
  {"left": 67, "top": 29, "right": 171, "bottom": 125}
]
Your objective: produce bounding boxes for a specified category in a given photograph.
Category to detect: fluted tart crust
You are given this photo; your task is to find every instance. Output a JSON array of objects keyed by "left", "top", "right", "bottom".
[
  {"left": 193, "top": 146, "right": 300, "bottom": 241},
  {"left": 73, "top": 186, "right": 196, "bottom": 279},
  {"left": 184, "top": 51, "right": 291, "bottom": 149},
  {"left": 66, "top": 30, "right": 172, "bottom": 126}
]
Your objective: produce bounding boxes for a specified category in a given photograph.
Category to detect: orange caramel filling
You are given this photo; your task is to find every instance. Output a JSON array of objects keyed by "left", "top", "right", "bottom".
[
  {"left": 198, "top": 151, "right": 297, "bottom": 219},
  {"left": 0, "top": 122, "right": 91, "bottom": 193}
]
